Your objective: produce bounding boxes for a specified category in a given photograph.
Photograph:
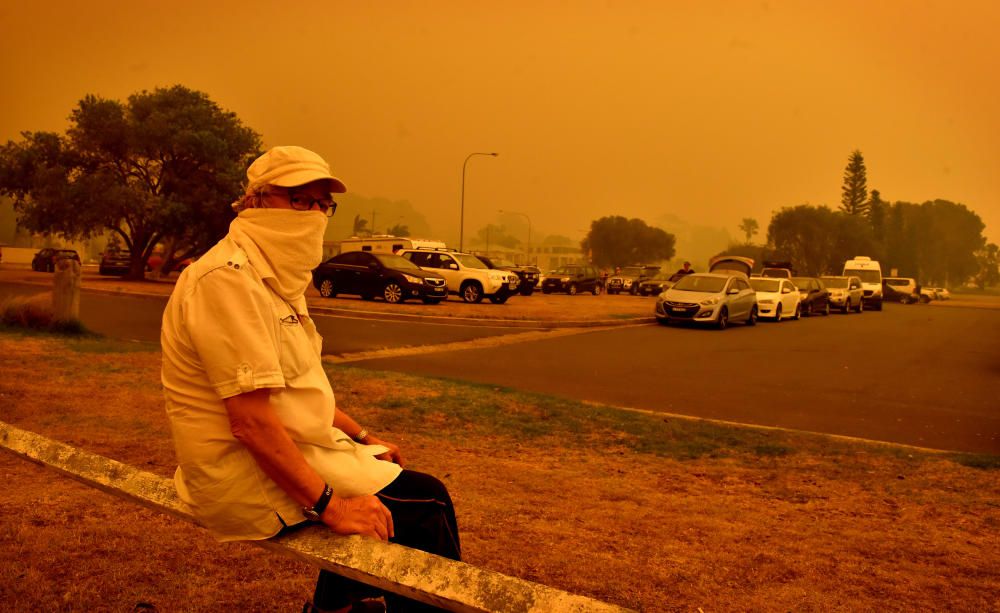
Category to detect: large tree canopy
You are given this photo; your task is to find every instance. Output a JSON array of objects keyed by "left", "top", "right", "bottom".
[
  {"left": 767, "top": 205, "right": 879, "bottom": 275},
  {"left": 881, "top": 199, "right": 985, "bottom": 285},
  {"left": 582, "top": 216, "right": 675, "bottom": 268},
  {"left": 0, "top": 85, "right": 261, "bottom": 278}
]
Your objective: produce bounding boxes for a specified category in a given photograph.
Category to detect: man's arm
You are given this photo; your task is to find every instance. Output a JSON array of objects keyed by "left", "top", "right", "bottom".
[
  {"left": 332, "top": 408, "right": 405, "bottom": 466},
  {"left": 224, "top": 389, "right": 394, "bottom": 540}
]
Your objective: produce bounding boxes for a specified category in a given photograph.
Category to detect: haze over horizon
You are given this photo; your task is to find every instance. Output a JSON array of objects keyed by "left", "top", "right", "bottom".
[{"left": 2, "top": 1, "right": 997, "bottom": 253}]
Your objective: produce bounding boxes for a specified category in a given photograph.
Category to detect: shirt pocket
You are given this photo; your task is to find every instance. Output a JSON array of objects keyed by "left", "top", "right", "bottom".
[{"left": 274, "top": 309, "right": 311, "bottom": 380}]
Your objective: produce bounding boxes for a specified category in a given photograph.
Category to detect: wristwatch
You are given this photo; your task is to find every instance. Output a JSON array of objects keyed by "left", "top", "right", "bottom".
[{"left": 302, "top": 483, "right": 333, "bottom": 522}]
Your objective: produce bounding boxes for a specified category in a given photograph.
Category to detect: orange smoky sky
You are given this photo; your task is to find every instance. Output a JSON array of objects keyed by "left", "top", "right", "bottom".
[{"left": 1, "top": 0, "right": 997, "bottom": 251}]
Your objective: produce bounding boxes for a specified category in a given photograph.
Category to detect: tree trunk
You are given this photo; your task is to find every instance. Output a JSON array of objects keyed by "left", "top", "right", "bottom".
[{"left": 52, "top": 258, "right": 81, "bottom": 321}]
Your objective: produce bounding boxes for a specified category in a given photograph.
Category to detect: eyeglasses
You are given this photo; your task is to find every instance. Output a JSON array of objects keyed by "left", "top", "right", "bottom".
[{"left": 289, "top": 193, "right": 337, "bottom": 217}]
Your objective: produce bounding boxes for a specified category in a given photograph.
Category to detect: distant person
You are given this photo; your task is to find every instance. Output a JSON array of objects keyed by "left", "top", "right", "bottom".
[
  {"left": 161, "top": 145, "right": 460, "bottom": 613},
  {"left": 676, "top": 261, "right": 694, "bottom": 275}
]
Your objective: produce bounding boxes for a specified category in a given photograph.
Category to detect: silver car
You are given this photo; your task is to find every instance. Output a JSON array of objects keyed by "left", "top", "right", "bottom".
[
  {"left": 820, "top": 275, "right": 864, "bottom": 313},
  {"left": 654, "top": 273, "right": 757, "bottom": 329}
]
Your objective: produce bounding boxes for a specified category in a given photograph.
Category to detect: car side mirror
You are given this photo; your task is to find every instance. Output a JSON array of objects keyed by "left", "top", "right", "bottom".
[{"left": 728, "top": 288, "right": 740, "bottom": 295}]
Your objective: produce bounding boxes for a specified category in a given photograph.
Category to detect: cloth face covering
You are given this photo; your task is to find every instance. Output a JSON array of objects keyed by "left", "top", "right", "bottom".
[{"left": 228, "top": 208, "right": 328, "bottom": 314}]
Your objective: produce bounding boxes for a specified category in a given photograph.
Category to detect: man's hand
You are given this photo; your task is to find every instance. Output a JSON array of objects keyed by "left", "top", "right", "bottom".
[
  {"left": 322, "top": 495, "right": 394, "bottom": 541},
  {"left": 364, "top": 434, "right": 404, "bottom": 467}
]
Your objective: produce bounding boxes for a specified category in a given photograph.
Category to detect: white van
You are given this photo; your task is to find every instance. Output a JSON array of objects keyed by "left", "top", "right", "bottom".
[
  {"left": 842, "top": 256, "right": 883, "bottom": 311},
  {"left": 339, "top": 235, "right": 447, "bottom": 255}
]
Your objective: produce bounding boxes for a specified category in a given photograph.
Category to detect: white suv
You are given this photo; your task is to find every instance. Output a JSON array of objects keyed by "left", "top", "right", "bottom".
[{"left": 399, "top": 249, "right": 519, "bottom": 304}]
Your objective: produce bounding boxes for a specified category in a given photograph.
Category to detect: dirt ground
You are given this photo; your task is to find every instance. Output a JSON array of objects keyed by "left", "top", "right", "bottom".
[{"left": 1, "top": 332, "right": 998, "bottom": 612}]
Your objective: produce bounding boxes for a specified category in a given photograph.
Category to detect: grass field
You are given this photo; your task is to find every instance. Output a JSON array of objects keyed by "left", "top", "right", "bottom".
[{"left": 1, "top": 328, "right": 998, "bottom": 612}]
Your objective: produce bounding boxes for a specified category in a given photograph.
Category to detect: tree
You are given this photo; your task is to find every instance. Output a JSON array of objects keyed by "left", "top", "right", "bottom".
[
  {"left": 385, "top": 223, "right": 410, "bottom": 237},
  {"left": 0, "top": 86, "right": 261, "bottom": 278},
  {"left": 581, "top": 216, "right": 675, "bottom": 268},
  {"left": 840, "top": 149, "right": 869, "bottom": 216},
  {"left": 738, "top": 218, "right": 759, "bottom": 245},
  {"left": 472, "top": 224, "right": 519, "bottom": 249},
  {"left": 351, "top": 214, "right": 370, "bottom": 237},
  {"left": 975, "top": 243, "right": 999, "bottom": 289},
  {"left": 868, "top": 189, "right": 886, "bottom": 241},
  {"left": 881, "top": 200, "right": 985, "bottom": 284},
  {"left": 766, "top": 204, "right": 878, "bottom": 275}
]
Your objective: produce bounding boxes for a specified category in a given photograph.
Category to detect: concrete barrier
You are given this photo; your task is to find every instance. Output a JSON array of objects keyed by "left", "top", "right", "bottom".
[{"left": 0, "top": 421, "right": 633, "bottom": 613}]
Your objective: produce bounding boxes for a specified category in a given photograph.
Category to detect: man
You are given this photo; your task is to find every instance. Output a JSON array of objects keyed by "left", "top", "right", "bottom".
[
  {"left": 676, "top": 261, "right": 694, "bottom": 275},
  {"left": 162, "top": 146, "right": 459, "bottom": 613}
]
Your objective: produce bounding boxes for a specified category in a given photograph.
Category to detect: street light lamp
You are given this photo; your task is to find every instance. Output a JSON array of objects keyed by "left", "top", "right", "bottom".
[
  {"left": 498, "top": 209, "right": 532, "bottom": 265},
  {"left": 460, "top": 152, "right": 498, "bottom": 252}
]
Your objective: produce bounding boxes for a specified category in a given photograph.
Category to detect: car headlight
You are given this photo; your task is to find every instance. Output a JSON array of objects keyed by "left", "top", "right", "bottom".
[
  {"left": 561, "top": 277, "right": 571, "bottom": 282},
  {"left": 700, "top": 297, "right": 720, "bottom": 306},
  {"left": 403, "top": 273, "right": 421, "bottom": 284}
]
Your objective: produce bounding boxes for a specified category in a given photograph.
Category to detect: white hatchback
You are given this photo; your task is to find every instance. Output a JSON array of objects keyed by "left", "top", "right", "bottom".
[{"left": 750, "top": 277, "right": 801, "bottom": 321}]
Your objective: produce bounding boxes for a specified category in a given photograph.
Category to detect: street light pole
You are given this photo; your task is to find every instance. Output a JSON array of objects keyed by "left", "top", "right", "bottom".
[
  {"left": 460, "top": 152, "right": 498, "bottom": 252},
  {"left": 499, "top": 209, "right": 532, "bottom": 265}
]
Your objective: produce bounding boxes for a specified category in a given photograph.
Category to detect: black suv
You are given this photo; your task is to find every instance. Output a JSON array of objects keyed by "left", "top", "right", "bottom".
[
  {"left": 477, "top": 256, "right": 540, "bottom": 296},
  {"left": 606, "top": 265, "right": 661, "bottom": 295},
  {"left": 31, "top": 248, "right": 80, "bottom": 272},
  {"left": 312, "top": 251, "right": 448, "bottom": 304},
  {"left": 541, "top": 264, "right": 602, "bottom": 295}
]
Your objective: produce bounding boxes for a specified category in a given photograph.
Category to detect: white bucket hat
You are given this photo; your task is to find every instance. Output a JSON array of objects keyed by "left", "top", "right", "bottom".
[{"left": 246, "top": 145, "right": 347, "bottom": 193}]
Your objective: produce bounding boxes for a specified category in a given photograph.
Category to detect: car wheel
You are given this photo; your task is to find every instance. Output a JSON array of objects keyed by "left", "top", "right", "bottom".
[
  {"left": 592, "top": 284, "right": 602, "bottom": 296},
  {"left": 716, "top": 307, "right": 729, "bottom": 330},
  {"left": 461, "top": 281, "right": 484, "bottom": 303},
  {"left": 746, "top": 304, "right": 757, "bottom": 326},
  {"left": 520, "top": 287, "right": 534, "bottom": 296},
  {"left": 542, "top": 288, "right": 552, "bottom": 294},
  {"left": 318, "top": 279, "right": 336, "bottom": 298},
  {"left": 383, "top": 281, "right": 405, "bottom": 303},
  {"left": 857, "top": 299, "right": 864, "bottom": 313},
  {"left": 775, "top": 304, "right": 783, "bottom": 322},
  {"left": 875, "top": 300, "right": 883, "bottom": 311},
  {"left": 488, "top": 294, "right": 509, "bottom": 304},
  {"left": 568, "top": 283, "right": 578, "bottom": 295},
  {"left": 630, "top": 286, "right": 638, "bottom": 296},
  {"left": 657, "top": 317, "right": 670, "bottom": 326},
  {"left": 421, "top": 297, "right": 442, "bottom": 305},
  {"left": 793, "top": 303, "right": 801, "bottom": 320},
  {"left": 842, "top": 299, "right": 851, "bottom": 314},
  {"left": 823, "top": 302, "right": 830, "bottom": 316}
]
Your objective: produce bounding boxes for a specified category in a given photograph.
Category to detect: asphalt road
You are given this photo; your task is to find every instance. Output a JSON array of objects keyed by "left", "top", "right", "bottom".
[
  {"left": 4, "top": 281, "right": 997, "bottom": 453},
  {"left": 353, "top": 303, "right": 1000, "bottom": 455},
  {"left": 0, "top": 282, "right": 524, "bottom": 354}
]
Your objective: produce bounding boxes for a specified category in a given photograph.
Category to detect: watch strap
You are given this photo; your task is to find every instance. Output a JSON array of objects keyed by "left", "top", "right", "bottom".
[{"left": 303, "top": 483, "right": 333, "bottom": 522}]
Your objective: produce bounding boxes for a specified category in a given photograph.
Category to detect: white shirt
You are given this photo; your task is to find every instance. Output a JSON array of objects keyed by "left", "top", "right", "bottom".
[{"left": 161, "top": 235, "right": 401, "bottom": 542}]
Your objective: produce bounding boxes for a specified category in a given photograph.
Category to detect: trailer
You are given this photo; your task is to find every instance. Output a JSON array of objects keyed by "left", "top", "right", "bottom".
[{"left": 338, "top": 235, "right": 447, "bottom": 255}]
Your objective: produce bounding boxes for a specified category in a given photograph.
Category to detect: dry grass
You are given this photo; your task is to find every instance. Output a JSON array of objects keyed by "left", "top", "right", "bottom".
[{"left": 1, "top": 331, "right": 998, "bottom": 612}]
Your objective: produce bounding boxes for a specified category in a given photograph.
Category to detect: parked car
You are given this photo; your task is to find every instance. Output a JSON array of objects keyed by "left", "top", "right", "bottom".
[
  {"left": 820, "top": 275, "right": 865, "bottom": 313},
  {"left": 312, "top": 250, "right": 448, "bottom": 304},
  {"left": 31, "top": 248, "right": 80, "bottom": 272},
  {"left": 761, "top": 260, "right": 795, "bottom": 279},
  {"left": 654, "top": 272, "right": 757, "bottom": 329},
  {"left": 477, "top": 256, "right": 540, "bottom": 296},
  {"left": 882, "top": 277, "right": 921, "bottom": 304},
  {"left": 636, "top": 272, "right": 684, "bottom": 296},
  {"left": 843, "top": 256, "right": 883, "bottom": 310},
  {"left": 99, "top": 250, "right": 132, "bottom": 276},
  {"left": 923, "top": 287, "right": 951, "bottom": 301},
  {"left": 750, "top": 277, "right": 801, "bottom": 321},
  {"left": 606, "top": 265, "right": 661, "bottom": 295},
  {"left": 399, "top": 248, "right": 518, "bottom": 304},
  {"left": 540, "top": 264, "right": 603, "bottom": 295},
  {"left": 790, "top": 276, "right": 831, "bottom": 316},
  {"left": 146, "top": 251, "right": 194, "bottom": 273},
  {"left": 708, "top": 255, "right": 754, "bottom": 277}
]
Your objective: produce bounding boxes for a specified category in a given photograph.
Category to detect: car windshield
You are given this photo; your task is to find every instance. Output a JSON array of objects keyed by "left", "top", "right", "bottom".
[
  {"left": 790, "top": 277, "right": 811, "bottom": 289},
  {"left": 845, "top": 268, "right": 881, "bottom": 283},
  {"left": 375, "top": 253, "right": 421, "bottom": 270},
  {"left": 620, "top": 266, "right": 642, "bottom": 276},
  {"left": 885, "top": 278, "right": 910, "bottom": 286},
  {"left": 454, "top": 254, "right": 488, "bottom": 269},
  {"left": 822, "top": 277, "right": 848, "bottom": 288},
  {"left": 750, "top": 279, "right": 781, "bottom": 292},
  {"left": 554, "top": 266, "right": 582, "bottom": 275},
  {"left": 673, "top": 275, "right": 727, "bottom": 293}
]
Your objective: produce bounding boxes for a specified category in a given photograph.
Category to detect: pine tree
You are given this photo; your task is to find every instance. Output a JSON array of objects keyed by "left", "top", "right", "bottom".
[{"left": 840, "top": 150, "right": 869, "bottom": 215}]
